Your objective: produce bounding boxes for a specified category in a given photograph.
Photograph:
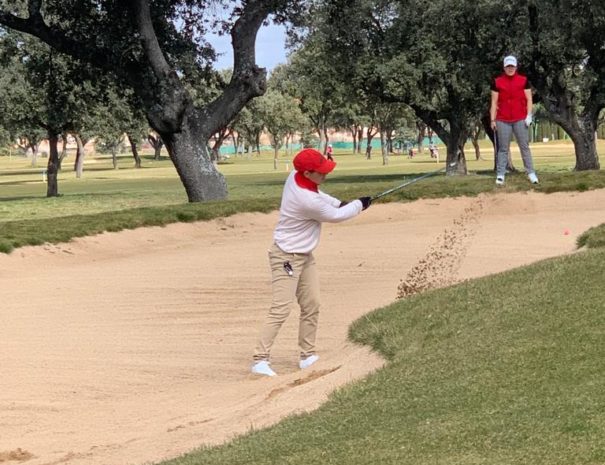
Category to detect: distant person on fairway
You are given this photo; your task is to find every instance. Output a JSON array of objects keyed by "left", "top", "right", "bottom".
[
  {"left": 326, "top": 144, "right": 334, "bottom": 161},
  {"left": 490, "top": 55, "right": 539, "bottom": 186},
  {"left": 251, "top": 148, "right": 372, "bottom": 376}
]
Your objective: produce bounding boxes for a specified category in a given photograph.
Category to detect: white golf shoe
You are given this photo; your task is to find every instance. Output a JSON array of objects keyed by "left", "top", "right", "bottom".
[
  {"left": 251, "top": 360, "right": 277, "bottom": 377},
  {"left": 495, "top": 176, "right": 505, "bottom": 186},
  {"left": 528, "top": 172, "right": 539, "bottom": 184},
  {"left": 299, "top": 354, "right": 319, "bottom": 369}
]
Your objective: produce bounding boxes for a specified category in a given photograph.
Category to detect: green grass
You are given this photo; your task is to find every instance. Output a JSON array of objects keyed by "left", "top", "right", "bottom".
[
  {"left": 1, "top": 140, "right": 605, "bottom": 253},
  {"left": 159, "top": 247, "right": 605, "bottom": 465},
  {"left": 577, "top": 224, "right": 605, "bottom": 249}
]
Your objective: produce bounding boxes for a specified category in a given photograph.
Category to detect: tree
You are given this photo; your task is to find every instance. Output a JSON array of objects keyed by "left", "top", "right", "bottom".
[
  {"left": 523, "top": 0, "right": 603, "bottom": 170},
  {"left": 318, "top": 0, "right": 516, "bottom": 175},
  {"left": 147, "top": 131, "right": 165, "bottom": 160},
  {"left": 257, "top": 89, "right": 305, "bottom": 169},
  {"left": 0, "top": 0, "right": 303, "bottom": 201},
  {"left": 232, "top": 101, "right": 265, "bottom": 155},
  {"left": 0, "top": 30, "right": 115, "bottom": 195},
  {"left": 332, "top": 103, "right": 366, "bottom": 154},
  {"left": 0, "top": 33, "right": 46, "bottom": 166},
  {"left": 272, "top": 37, "right": 346, "bottom": 153},
  {"left": 376, "top": 102, "right": 414, "bottom": 165}
]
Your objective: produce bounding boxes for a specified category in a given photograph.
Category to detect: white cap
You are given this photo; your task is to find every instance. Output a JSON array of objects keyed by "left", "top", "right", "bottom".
[{"left": 503, "top": 55, "right": 518, "bottom": 67}]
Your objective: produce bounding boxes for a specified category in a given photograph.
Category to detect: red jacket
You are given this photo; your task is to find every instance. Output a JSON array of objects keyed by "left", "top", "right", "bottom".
[{"left": 492, "top": 73, "right": 530, "bottom": 122}]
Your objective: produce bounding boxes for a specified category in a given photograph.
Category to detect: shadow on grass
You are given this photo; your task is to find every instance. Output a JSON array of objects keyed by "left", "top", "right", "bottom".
[
  {"left": 0, "top": 169, "right": 45, "bottom": 177},
  {"left": 0, "top": 191, "right": 132, "bottom": 202},
  {"left": 0, "top": 179, "right": 47, "bottom": 187},
  {"left": 0, "top": 195, "right": 44, "bottom": 201}
]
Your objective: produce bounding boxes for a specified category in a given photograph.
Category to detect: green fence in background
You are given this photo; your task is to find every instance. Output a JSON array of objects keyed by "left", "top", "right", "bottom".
[{"left": 219, "top": 137, "right": 444, "bottom": 155}]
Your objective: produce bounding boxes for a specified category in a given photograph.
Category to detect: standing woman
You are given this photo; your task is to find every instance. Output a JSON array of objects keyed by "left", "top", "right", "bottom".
[{"left": 490, "top": 55, "right": 539, "bottom": 185}]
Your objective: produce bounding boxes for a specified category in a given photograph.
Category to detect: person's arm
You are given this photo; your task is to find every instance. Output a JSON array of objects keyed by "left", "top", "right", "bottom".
[
  {"left": 490, "top": 91, "right": 499, "bottom": 130},
  {"left": 524, "top": 88, "right": 533, "bottom": 117},
  {"left": 318, "top": 191, "right": 342, "bottom": 208},
  {"left": 524, "top": 78, "right": 533, "bottom": 126},
  {"left": 306, "top": 197, "right": 364, "bottom": 223}
]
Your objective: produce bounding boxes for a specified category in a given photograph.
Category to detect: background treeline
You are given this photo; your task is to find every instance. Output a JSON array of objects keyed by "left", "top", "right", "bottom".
[{"left": 0, "top": 0, "right": 603, "bottom": 200}]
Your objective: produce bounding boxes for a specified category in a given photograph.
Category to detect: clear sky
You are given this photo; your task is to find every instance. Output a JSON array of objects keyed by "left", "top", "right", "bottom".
[{"left": 208, "top": 23, "right": 288, "bottom": 71}]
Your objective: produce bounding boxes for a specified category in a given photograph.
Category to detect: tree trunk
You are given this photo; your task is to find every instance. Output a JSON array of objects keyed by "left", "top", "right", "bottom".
[
  {"left": 471, "top": 136, "right": 481, "bottom": 161},
  {"left": 128, "top": 134, "right": 142, "bottom": 168},
  {"left": 273, "top": 143, "right": 279, "bottom": 170},
  {"left": 481, "top": 113, "right": 500, "bottom": 172},
  {"left": 380, "top": 132, "right": 389, "bottom": 165},
  {"left": 74, "top": 134, "right": 86, "bottom": 178},
  {"left": 154, "top": 143, "right": 162, "bottom": 160},
  {"left": 350, "top": 126, "right": 358, "bottom": 154},
  {"left": 416, "top": 121, "right": 426, "bottom": 152},
  {"left": 433, "top": 121, "right": 468, "bottom": 175},
  {"left": 356, "top": 127, "right": 363, "bottom": 153},
  {"left": 387, "top": 131, "right": 394, "bottom": 154},
  {"left": 316, "top": 122, "right": 326, "bottom": 152},
  {"left": 542, "top": 99, "right": 600, "bottom": 170},
  {"left": 46, "top": 133, "right": 60, "bottom": 197},
  {"left": 210, "top": 128, "right": 230, "bottom": 162},
  {"left": 570, "top": 115, "right": 600, "bottom": 170},
  {"left": 30, "top": 143, "right": 38, "bottom": 167},
  {"left": 112, "top": 149, "right": 119, "bottom": 169},
  {"left": 148, "top": 134, "right": 164, "bottom": 160},
  {"left": 365, "top": 126, "right": 377, "bottom": 159},
  {"left": 161, "top": 108, "right": 228, "bottom": 201},
  {"left": 57, "top": 133, "right": 68, "bottom": 170}
]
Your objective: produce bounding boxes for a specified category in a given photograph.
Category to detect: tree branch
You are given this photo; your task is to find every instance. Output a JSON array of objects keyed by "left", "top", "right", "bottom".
[
  {"left": 128, "top": 0, "right": 171, "bottom": 78},
  {"left": 0, "top": 7, "right": 114, "bottom": 71},
  {"left": 201, "top": 0, "right": 283, "bottom": 136}
]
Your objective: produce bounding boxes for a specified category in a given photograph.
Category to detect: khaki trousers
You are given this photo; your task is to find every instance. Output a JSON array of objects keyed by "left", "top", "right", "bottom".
[{"left": 253, "top": 243, "right": 321, "bottom": 361}]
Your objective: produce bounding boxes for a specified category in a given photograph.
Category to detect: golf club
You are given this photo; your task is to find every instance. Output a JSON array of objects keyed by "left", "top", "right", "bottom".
[
  {"left": 371, "top": 162, "right": 457, "bottom": 201},
  {"left": 493, "top": 129, "right": 499, "bottom": 172}
]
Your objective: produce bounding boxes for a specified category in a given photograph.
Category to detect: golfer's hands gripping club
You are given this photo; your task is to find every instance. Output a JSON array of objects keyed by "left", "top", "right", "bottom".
[{"left": 358, "top": 196, "right": 372, "bottom": 210}]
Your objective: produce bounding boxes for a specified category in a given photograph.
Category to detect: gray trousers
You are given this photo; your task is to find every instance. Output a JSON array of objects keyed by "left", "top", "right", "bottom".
[{"left": 496, "top": 120, "right": 535, "bottom": 177}]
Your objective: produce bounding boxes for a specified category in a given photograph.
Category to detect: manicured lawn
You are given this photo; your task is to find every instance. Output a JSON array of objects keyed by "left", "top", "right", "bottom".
[
  {"left": 159, "top": 241, "right": 605, "bottom": 465},
  {"left": 1, "top": 140, "right": 604, "bottom": 253}
]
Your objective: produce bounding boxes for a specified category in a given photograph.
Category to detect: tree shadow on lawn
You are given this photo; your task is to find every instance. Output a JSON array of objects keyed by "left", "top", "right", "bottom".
[
  {"left": 0, "top": 169, "right": 46, "bottom": 177},
  {"left": 0, "top": 195, "right": 42, "bottom": 201},
  {"left": 0, "top": 191, "right": 127, "bottom": 202}
]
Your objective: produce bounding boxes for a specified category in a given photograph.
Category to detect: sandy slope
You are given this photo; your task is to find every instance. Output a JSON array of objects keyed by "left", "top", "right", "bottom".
[{"left": 1, "top": 189, "right": 603, "bottom": 465}]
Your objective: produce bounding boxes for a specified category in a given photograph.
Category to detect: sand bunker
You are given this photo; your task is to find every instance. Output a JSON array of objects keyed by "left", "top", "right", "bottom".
[{"left": 0, "top": 189, "right": 604, "bottom": 465}]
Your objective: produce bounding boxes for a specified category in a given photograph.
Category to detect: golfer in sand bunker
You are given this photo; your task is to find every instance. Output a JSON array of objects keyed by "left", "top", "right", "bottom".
[{"left": 251, "top": 148, "right": 372, "bottom": 376}]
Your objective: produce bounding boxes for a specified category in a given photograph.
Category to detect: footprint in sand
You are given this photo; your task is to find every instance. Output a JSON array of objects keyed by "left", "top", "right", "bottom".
[{"left": 0, "top": 448, "right": 35, "bottom": 463}]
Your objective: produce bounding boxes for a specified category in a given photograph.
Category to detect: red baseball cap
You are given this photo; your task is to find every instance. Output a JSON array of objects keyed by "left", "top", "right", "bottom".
[{"left": 293, "top": 148, "right": 336, "bottom": 174}]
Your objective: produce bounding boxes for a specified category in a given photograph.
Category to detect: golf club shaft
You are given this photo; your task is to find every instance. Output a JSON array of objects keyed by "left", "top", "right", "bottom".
[{"left": 371, "top": 166, "right": 446, "bottom": 201}]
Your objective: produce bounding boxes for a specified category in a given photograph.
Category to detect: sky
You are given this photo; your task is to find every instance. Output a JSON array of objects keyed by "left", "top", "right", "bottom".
[{"left": 207, "top": 23, "right": 288, "bottom": 71}]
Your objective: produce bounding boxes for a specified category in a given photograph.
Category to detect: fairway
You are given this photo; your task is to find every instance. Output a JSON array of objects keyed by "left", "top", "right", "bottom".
[{"left": 1, "top": 188, "right": 604, "bottom": 465}]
